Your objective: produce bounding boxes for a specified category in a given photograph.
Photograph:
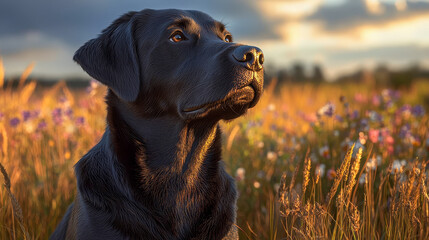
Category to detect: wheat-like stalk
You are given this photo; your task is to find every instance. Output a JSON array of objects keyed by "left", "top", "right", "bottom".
[
  {"left": 345, "top": 147, "right": 362, "bottom": 201},
  {"left": 302, "top": 152, "right": 311, "bottom": 197},
  {"left": 348, "top": 202, "right": 360, "bottom": 233},
  {"left": 326, "top": 144, "right": 355, "bottom": 205},
  {"left": 0, "top": 161, "right": 31, "bottom": 240}
]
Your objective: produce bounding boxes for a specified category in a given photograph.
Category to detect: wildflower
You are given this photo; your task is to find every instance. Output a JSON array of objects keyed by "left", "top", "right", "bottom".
[
  {"left": 335, "top": 115, "right": 344, "bottom": 122},
  {"left": 267, "top": 151, "right": 278, "bottom": 161},
  {"left": 9, "top": 117, "right": 20, "bottom": 127},
  {"left": 52, "top": 108, "right": 63, "bottom": 125},
  {"left": 65, "top": 123, "right": 76, "bottom": 135},
  {"left": 350, "top": 110, "right": 359, "bottom": 120},
  {"left": 253, "top": 181, "right": 261, "bottom": 189},
  {"left": 366, "top": 156, "right": 377, "bottom": 170},
  {"left": 235, "top": 167, "right": 245, "bottom": 181},
  {"left": 267, "top": 103, "right": 276, "bottom": 111},
  {"left": 392, "top": 160, "right": 406, "bottom": 173},
  {"left": 65, "top": 107, "right": 73, "bottom": 118},
  {"left": 359, "top": 132, "right": 367, "bottom": 145},
  {"left": 354, "top": 93, "right": 366, "bottom": 103},
  {"left": 368, "top": 111, "right": 382, "bottom": 122},
  {"left": 22, "top": 111, "right": 32, "bottom": 122},
  {"left": 256, "top": 170, "right": 265, "bottom": 179},
  {"left": 37, "top": 120, "right": 47, "bottom": 130},
  {"left": 359, "top": 173, "right": 366, "bottom": 185},
  {"left": 315, "top": 164, "right": 326, "bottom": 177},
  {"left": 412, "top": 105, "right": 425, "bottom": 117},
  {"left": 372, "top": 95, "right": 381, "bottom": 106},
  {"left": 64, "top": 151, "right": 71, "bottom": 160},
  {"left": 256, "top": 141, "right": 264, "bottom": 148},
  {"left": 23, "top": 122, "right": 35, "bottom": 133},
  {"left": 86, "top": 79, "right": 99, "bottom": 94},
  {"left": 319, "top": 145, "right": 330, "bottom": 158},
  {"left": 317, "top": 102, "right": 335, "bottom": 117},
  {"left": 327, "top": 169, "right": 336, "bottom": 180},
  {"left": 376, "top": 155, "right": 382, "bottom": 166},
  {"left": 75, "top": 117, "right": 85, "bottom": 126},
  {"left": 399, "top": 104, "right": 412, "bottom": 116},
  {"left": 360, "top": 119, "right": 368, "bottom": 128},
  {"left": 369, "top": 129, "right": 379, "bottom": 143}
]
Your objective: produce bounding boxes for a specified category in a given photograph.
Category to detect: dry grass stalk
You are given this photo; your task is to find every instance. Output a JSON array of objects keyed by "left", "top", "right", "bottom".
[
  {"left": 325, "top": 144, "right": 355, "bottom": 205},
  {"left": 345, "top": 147, "right": 363, "bottom": 201},
  {"left": 348, "top": 202, "right": 360, "bottom": 233},
  {"left": 302, "top": 148, "right": 311, "bottom": 196},
  {"left": 0, "top": 161, "right": 31, "bottom": 240},
  {"left": 289, "top": 154, "right": 298, "bottom": 193}
]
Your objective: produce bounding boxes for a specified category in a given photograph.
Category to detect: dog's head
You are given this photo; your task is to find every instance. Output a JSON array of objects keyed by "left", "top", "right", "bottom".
[{"left": 74, "top": 9, "right": 264, "bottom": 121}]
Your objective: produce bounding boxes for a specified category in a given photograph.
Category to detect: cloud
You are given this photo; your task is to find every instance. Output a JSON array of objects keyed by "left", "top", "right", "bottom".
[
  {"left": 0, "top": 0, "right": 280, "bottom": 48},
  {"left": 306, "top": 0, "right": 429, "bottom": 33},
  {"left": 326, "top": 44, "right": 429, "bottom": 64}
]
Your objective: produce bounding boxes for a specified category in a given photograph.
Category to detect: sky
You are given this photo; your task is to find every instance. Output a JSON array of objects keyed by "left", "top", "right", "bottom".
[{"left": 1, "top": 0, "right": 429, "bottom": 80}]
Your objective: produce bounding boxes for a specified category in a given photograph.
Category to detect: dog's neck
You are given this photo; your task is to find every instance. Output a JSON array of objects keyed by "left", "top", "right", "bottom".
[{"left": 106, "top": 92, "right": 222, "bottom": 196}]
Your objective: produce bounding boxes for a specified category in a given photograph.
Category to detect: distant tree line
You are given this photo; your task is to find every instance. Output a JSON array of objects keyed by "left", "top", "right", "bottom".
[{"left": 265, "top": 62, "right": 429, "bottom": 89}]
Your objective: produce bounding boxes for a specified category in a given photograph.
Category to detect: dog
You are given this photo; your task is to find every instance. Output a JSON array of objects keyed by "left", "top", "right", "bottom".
[{"left": 51, "top": 9, "right": 263, "bottom": 240}]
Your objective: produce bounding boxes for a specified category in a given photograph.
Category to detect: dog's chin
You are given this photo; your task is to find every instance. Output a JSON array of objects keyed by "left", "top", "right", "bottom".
[{"left": 181, "top": 86, "right": 258, "bottom": 120}]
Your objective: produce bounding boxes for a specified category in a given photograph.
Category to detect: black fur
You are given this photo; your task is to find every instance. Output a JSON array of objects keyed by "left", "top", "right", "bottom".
[{"left": 51, "top": 8, "right": 264, "bottom": 240}]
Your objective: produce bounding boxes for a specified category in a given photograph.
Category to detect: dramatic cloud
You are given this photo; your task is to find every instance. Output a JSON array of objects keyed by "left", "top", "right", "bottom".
[
  {"left": 1, "top": 0, "right": 429, "bottom": 78},
  {"left": 306, "top": 0, "right": 429, "bottom": 33}
]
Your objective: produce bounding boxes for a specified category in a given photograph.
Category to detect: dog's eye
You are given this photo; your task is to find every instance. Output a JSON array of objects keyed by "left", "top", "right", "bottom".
[
  {"left": 169, "top": 32, "right": 186, "bottom": 43},
  {"left": 224, "top": 35, "right": 233, "bottom": 43}
]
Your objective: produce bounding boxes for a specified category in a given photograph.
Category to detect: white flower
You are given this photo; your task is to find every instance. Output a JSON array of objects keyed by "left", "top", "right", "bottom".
[
  {"left": 267, "top": 151, "right": 278, "bottom": 161},
  {"left": 315, "top": 164, "right": 326, "bottom": 177},
  {"left": 267, "top": 103, "right": 276, "bottom": 111},
  {"left": 253, "top": 181, "right": 261, "bottom": 189},
  {"left": 235, "top": 168, "right": 245, "bottom": 181}
]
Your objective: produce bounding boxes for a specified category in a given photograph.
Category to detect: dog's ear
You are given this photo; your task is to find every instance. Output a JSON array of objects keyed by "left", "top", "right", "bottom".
[{"left": 74, "top": 11, "right": 140, "bottom": 102}]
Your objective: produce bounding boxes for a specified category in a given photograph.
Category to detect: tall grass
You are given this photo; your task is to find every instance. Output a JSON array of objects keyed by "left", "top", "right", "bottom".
[{"left": 0, "top": 60, "right": 428, "bottom": 239}]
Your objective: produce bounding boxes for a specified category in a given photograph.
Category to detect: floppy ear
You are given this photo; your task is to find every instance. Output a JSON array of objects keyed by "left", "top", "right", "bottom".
[{"left": 74, "top": 11, "right": 140, "bottom": 102}]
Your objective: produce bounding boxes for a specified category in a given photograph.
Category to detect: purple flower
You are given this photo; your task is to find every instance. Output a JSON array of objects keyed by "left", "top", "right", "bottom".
[
  {"left": 38, "top": 120, "right": 47, "bottom": 130},
  {"left": 22, "top": 110, "right": 32, "bottom": 122},
  {"left": 59, "top": 96, "right": 68, "bottom": 103},
  {"left": 32, "top": 110, "right": 40, "bottom": 118},
  {"left": 412, "top": 105, "right": 425, "bottom": 117},
  {"left": 335, "top": 115, "right": 344, "bottom": 122},
  {"left": 0, "top": 112, "right": 4, "bottom": 121},
  {"left": 399, "top": 124, "right": 411, "bottom": 139},
  {"left": 368, "top": 111, "right": 383, "bottom": 122},
  {"left": 75, "top": 117, "right": 85, "bottom": 126},
  {"left": 350, "top": 110, "right": 359, "bottom": 120},
  {"left": 52, "top": 108, "right": 63, "bottom": 125},
  {"left": 400, "top": 104, "right": 411, "bottom": 113},
  {"left": 317, "top": 102, "right": 335, "bottom": 117},
  {"left": 10, "top": 117, "right": 20, "bottom": 127},
  {"left": 360, "top": 119, "right": 368, "bottom": 127},
  {"left": 65, "top": 107, "right": 74, "bottom": 118}
]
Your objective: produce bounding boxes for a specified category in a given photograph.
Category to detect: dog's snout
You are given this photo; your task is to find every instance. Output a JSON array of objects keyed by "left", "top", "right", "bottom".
[{"left": 232, "top": 46, "right": 264, "bottom": 72}]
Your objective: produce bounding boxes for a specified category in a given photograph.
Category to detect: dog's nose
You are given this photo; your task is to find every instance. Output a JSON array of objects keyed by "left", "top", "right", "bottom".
[{"left": 232, "top": 46, "right": 264, "bottom": 72}]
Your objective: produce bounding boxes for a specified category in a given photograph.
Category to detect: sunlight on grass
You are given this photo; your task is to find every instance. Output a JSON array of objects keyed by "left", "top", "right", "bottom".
[{"left": 0, "top": 63, "right": 428, "bottom": 239}]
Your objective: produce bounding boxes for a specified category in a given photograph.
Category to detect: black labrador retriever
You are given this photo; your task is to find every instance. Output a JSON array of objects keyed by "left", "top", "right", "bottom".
[{"left": 51, "top": 9, "right": 263, "bottom": 240}]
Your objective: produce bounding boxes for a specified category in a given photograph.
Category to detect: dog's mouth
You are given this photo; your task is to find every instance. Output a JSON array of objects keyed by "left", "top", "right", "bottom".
[{"left": 182, "top": 80, "right": 261, "bottom": 118}]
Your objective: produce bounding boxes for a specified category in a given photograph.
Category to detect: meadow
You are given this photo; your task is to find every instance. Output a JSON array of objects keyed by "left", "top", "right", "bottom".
[{"left": 0, "top": 61, "right": 429, "bottom": 239}]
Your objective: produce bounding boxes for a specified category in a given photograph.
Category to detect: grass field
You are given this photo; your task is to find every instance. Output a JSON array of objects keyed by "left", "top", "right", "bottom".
[{"left": 1, "top": 62, "right": 429, "bottom": 239}]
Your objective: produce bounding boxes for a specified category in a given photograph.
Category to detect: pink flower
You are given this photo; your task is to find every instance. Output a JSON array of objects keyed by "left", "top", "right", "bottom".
[{"left": 369, "top": 129, "right": 380, "bottom": 143}]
